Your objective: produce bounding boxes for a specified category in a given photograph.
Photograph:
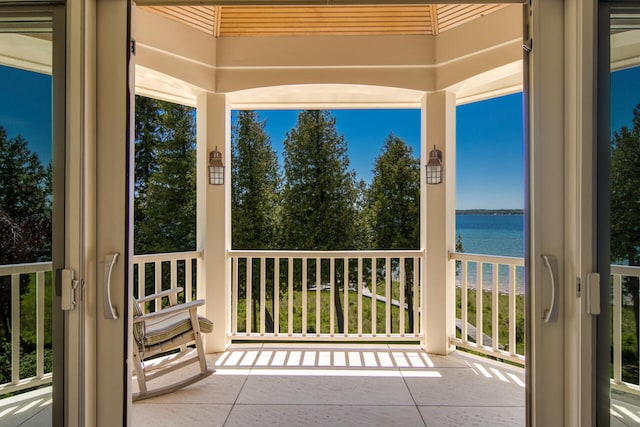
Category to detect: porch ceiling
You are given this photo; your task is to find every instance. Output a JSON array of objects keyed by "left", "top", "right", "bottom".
[{"left": 141, "top": 4, "right": 509, "bottom": 37}]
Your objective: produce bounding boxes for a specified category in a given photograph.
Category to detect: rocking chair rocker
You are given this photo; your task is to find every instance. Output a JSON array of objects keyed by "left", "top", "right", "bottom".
[{"left": 132, "top": 287, "right": 214, "bottom": 401}]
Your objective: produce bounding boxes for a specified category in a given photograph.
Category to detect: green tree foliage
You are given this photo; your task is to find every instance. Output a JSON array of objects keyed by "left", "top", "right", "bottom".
[
  {"left": 281, "top": 110, "right": 358, "bottom": 250},
  {"left": 611, "top": 103, "right": 640, "bottom": 361},
  {"left": 611, "top": 104, "right": 640, "bottom": 265},
  {"left": 0, "top": 127, "right": 51, "bottom": 264},
  {"left": 0, "top": 126, "right": 51, "bottom": 383},
  {"left": 232, "top": 111, "right": 281, "bottom": 249},
  {"left": 134, "top": 96, "right": 197, "bottom": 255},
  {"left": 368, "top": 133, "right": 420, "bottom": 249},
  {"left": 353, "top": 179, "right": 374, "bottom": 250},
  {"left": 365, "top": 133, "right": 420, "bottom": 331}
]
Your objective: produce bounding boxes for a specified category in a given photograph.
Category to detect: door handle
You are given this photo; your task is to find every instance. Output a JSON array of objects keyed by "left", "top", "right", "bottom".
[
  {"left": 541, "top": 254, "right": 559, "bottom": 323},
  {"left": 103, "top": 253, "right": 119, "bottom": 320}
]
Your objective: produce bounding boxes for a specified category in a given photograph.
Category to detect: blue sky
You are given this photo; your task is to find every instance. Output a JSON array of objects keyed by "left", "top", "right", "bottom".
[
  {"left": 2, "top": 64, "right": 640, "bottom": 210},
  {"left": 236, "top": 95, "right": 524, "bottom": 210}
]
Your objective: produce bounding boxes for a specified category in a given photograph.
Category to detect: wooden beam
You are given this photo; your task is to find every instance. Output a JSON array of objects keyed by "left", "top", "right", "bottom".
[{"left": 430, "top": 4, "right": 438, "bottom": 35}]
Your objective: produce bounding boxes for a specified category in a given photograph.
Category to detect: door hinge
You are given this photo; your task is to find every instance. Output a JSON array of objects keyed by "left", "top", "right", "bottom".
[
  {"left": 523, "top": 38, "right": 533, "bottom": 54},
  {"left": 131, "top": 39, "right": 136, "bottom": 55}
]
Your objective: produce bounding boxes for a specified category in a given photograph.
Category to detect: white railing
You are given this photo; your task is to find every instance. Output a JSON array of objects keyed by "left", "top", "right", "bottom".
[
  {"left": 228, "top": 250, "right": 423, "bottom": 341},
  {"left": 0, "top": 262, "right": 53, "bottom": 396},
  {"left": 611, "top": 264, "right": 640, "bottom": 396},
  {"left": 132, "top": 251, "right": 202, "bottom": 311},
  {"left": 449, "top": 252, "right": 525, "bottom": 365}
]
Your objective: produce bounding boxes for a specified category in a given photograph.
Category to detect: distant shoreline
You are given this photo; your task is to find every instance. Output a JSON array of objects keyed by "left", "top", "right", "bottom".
[{"left": 456, "top": 209, "right": 524, "bottom": 215}]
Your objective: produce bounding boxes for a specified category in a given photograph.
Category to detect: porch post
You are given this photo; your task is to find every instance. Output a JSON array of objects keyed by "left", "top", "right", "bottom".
[
  {"left": 196, "top": 92, "right": 231, "bottom": 353},
  {"left": 421, "top": 91, "right": 457, "bottom": 354}
]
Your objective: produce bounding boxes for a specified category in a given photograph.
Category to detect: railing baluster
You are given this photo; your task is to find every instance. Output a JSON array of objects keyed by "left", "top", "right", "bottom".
[
  {"left": 508, "top": 264, "right": 516, "bottom": 356},
  {"left": 357, "top": 257, "right": 363, "bottom": 336},
  {"left": 137, "top": 262, "right": 144, "bottom": 301},
  {"left": 170, "top": 259, "right": 178, "bottom": 298},
  {"left": 11, "top": 273, "right": 20, "bottom": 385},
  {"left": 476, "top": 262, "right": 483, "bottom": 347},
  {"left": 37, "top": 271, "right": 45, "bottom": 378},
  {"left": 316, "top": 257, "right": 321, "bottom": 336},
  {"left": 246, "top": 258, "right": 252, "bottom": 335},
  {"left": 385, "top": 257, "right": 391, "bottom": 336},
  {"left": 613, "top": 273, "right": 622, "bottom": 384},
  {"left": 232, "top": 257, "right": 238, "bottom": 335},
  {"left": 185, "top": 257, "right": 193, "bottom": 303},
  {"left": 461, "top": 260, "right": 468, "bottom": 344},
  {"left": 302, "top": 257, "right": 307, "bottom": 336},
  {"left": 371, "top": 257, "right": 377, "bottom": 336},
  {"left": 260, "top": 257, "right": 266, "bottom": 335},
  {"left": 154, "top": 261, "right": 162, "bottom": 309},
  {"left": 492, "top": 263, "right": 499, "bottom": 351},
  {"left": 343, "top": 257, "right": 349, "bottom": 337},
  {"left": 413, "top": 257, "right": 423, "bottom": 336},
  {"left": 274, "top": 257, "right": 280, "bottom": 336},
  {"left": 400, "top": 258, "right": 405, "bottom": 336},
  {"left": 330, "top": 257, "right": 335, "bottom": 335},
  {"left": 288, "top": 257, "right": 293, "bottom": 336}
]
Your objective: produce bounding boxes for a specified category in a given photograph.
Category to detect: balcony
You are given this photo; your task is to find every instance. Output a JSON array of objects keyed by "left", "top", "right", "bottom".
[
  {"left": 2, "top": 253, "right": 640, "bottom": 426},
  {"left": 131, "top": 343, "right": 525, "bottom": 427}
]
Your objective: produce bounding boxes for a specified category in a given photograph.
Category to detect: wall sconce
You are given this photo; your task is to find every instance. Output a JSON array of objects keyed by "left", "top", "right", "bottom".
[
  {"left": 426, "top": 145, "right": 443, "bottom": 185},
  {"left": 208, "top": 146, "right": 224, "bottom": 185}
]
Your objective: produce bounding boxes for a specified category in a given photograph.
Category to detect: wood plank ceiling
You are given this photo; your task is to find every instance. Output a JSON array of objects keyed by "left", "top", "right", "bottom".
[{"left": 143, "top": 4, "right": 508, "bottom": 37}]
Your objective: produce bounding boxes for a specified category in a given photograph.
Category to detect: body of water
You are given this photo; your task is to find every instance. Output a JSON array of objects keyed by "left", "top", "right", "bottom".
[
  {"left": 455, "top": 214, "right": 525, "bottom": 294},
  {"left": 456, "top": 214, "right": 524, "bottom": 258}
]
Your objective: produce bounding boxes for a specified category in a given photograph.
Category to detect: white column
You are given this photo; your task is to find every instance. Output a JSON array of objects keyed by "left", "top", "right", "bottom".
[
  {"left": 421, "top": 91, "right": 456, "bottom": 355},
  {"left": 196, "top": 93, "right": 231, "bottom": 353}
]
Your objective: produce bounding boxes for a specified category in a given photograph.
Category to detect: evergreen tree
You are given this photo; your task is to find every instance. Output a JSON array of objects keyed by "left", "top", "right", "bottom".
[
  {"left": 0, "top": 127, "right": 51, "bottom": 264},
  {"left": 281, "top": 110, "right": 357, "bottom": 250},
  {"left": 0, "top": 127, "right": 51, "bottom": 350},
  {"left": 231, "top": 111, "right": 281, "bottom": 332},
  {"left": 367, "top": 133, "right": 420, "bottom": 333},
  {"left": 611, "top": 103, "right": 640, "bottom": 357},
  {"left": 232, "top": 111, "right": 281, "bottom": 249},
  {"left": 353, "top": 178, "right": 373, "bottom": 250},
  {"left": 368, "top": 133, "right": 420, "bottom": 249},
  {"left": 134, "top": 97, "right": 196, "bottom": 254}
]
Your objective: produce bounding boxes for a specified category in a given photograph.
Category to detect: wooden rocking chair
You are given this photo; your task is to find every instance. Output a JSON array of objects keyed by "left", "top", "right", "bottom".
[{"left": 132, "top": 287, "right": 214, "bottom": 401}]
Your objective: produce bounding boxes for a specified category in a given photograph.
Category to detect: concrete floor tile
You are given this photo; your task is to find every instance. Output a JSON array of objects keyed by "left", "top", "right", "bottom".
[
  {"left": 225, "top": 404, "right": 426, "bottom": 427},
  {"left": 236, "top": 374, "right": 413, "bottom": 406},
  {"left": 406, "top": 367, "right": 524, "bottom": 407},
  {"left": 420, "top": 406, "right": 525, "bottom": 427},
  {"left": 131, "top": 403, "right": 231, "bottom": 427}
]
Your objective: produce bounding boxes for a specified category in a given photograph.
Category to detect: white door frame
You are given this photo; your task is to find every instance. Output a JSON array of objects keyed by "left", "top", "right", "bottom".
[
  {"left": 65, "top": 0, "right": 133, "bottom": 425},
  {"left": 71, "top": 0, "right": 606, "bottom": 424},
  {"left": 528, "top": 0, "right": 598, "bottom": 425}
]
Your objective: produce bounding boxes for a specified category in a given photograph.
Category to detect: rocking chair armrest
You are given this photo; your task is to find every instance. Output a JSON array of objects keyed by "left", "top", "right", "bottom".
[
  {"left": 135, "top": 287, "right": 184, "bottom": 304},
  {"left": 133, "top": 299, "right": 205, "bottom": 323}
]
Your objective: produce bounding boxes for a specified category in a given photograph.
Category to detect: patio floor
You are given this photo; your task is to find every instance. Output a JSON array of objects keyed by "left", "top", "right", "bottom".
[
  {"left": 132, "top": 344, "right": 526, "bottom": 427},
  {"left": 4, "top": 344, "right": 640, "bottom": 426}
]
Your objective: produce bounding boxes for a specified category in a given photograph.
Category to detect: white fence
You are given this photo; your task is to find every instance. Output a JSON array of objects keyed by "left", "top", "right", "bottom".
[
  {"left": 228, "top": 250, "right": 423, "bottom": 341},
  {"left": 132, "top": 251, "right": 202, "bottom": 311},
  {"left": 611, "top": 264, "right": 640, "bottom": 396},
  {"left": 0, "top": 262, "right": 53, "bottom": 396},
  {"left": 6, "top": 251, "right": 639, "bottom": 398},
  {"left": 450, "top": 252, "right": 526, "bottom": 365}
]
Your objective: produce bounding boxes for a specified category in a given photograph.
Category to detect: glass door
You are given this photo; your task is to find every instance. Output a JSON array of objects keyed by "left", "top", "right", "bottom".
[
  {"left": 0, "top": 5, "right": 65, "bottom": 426},
  {"left": 598, "top": 3, "right": 640, "bottom": 425}
]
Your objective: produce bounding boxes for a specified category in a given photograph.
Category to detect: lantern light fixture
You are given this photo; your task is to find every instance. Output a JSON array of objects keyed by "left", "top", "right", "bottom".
[
  {"left": 426, "top": 145, "right": 443, "bottom": 185},
  {"left": 208, "top": 146, "right": 224, "bottom": 185}
]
